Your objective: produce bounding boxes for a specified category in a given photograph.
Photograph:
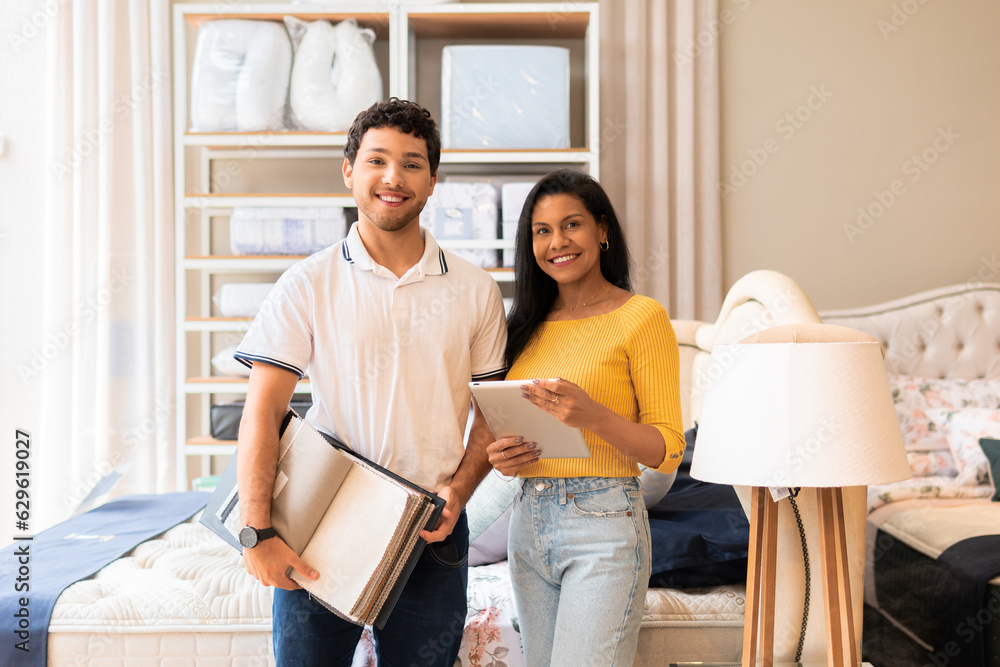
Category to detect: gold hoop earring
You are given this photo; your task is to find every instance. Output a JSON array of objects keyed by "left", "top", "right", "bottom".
[{"left": 600, "top": 240, "right": 610, "bottom": 252}]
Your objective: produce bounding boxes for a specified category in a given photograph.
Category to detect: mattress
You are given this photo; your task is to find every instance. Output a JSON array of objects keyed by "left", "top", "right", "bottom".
[
  {"left": 47, "top": 515, "right": 745, "bottom": 665},
  {"left": 865, "top": 499, "right": 1000, "bottom": 662}
]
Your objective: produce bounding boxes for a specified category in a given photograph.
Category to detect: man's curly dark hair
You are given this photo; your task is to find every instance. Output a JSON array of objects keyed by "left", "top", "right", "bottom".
[{"left": 344, "top": 98, "right": 441, "bottom": 175}]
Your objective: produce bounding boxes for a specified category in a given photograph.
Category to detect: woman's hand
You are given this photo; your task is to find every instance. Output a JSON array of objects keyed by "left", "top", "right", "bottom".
[
  {"left": 520, "top": 377, "right": 599, "bottom": 430},
  {"left": 487, "top": 436, "right": 540, "bottom": 476}
]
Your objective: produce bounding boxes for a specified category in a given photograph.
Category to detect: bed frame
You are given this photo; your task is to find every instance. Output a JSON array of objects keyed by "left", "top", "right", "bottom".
[
  {"left": 819, "top": 280, "right": 1000, "bottom": 663},
  {"left": 54, "top": 270, "right": 990, "bottom": 665}
]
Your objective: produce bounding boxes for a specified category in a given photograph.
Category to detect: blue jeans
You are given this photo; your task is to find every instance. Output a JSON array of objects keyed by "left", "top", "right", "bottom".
[
  {"left": 509, "top": 477, "right": 651, "bottom": 667},
  {"left": 273, "top": 512, "right": 469, "bottom": 667}
]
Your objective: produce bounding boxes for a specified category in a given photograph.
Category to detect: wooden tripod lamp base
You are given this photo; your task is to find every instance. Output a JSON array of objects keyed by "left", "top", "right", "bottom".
[{"left": 742, "top": 487, "right": 859, "bottom": 667}]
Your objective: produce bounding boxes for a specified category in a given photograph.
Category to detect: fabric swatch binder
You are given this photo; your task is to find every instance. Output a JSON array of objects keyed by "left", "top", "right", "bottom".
[{"left": 201, "top": 409, "right": 445, "bottom": 628}]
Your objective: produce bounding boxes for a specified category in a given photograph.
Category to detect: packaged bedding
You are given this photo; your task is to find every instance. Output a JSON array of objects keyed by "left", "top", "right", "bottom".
[
  {"left": 285, "top": 17, "right": 383, "bottom": 132},
  {"left": 420, "top": 182, "right": 499, "bottom": 269},
  {"left": 190, "top": 19, "right": 292, "bottom": 132},
  {"left": 229, "top": 206, "right": 347, "bottom": 255}
]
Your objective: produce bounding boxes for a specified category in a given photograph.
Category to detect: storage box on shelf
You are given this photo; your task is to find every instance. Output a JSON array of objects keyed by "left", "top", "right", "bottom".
[{"left": 173, "top": 3, "right": 600, "bottom": 489}]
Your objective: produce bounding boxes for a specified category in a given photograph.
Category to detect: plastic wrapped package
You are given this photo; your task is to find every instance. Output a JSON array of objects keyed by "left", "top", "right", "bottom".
[
  {"left": 420, "top": 183, "right": 499, "bottom": 269},
  {"left": 500, "top": 182, "right": 536, "bottom": 267},
  {"left": 501, "top": 182, "right": 537, "bottom": 223},
  {"left": 211, "top": 344, "right": 251, "bottom": 377},
  {"left": 229, "top": 206, "right": 347, "bottom": 255},
  {"left": 501, "top": 221, "right": 517, "bottom": 268},
  {"left": 441, "top": 45, "right": 570, "bottom": 149},
  {"left": 190, "top": 20, "right": 292, "bottom": 132},
  {"left": 213, "top": 283, "right": 276, "bottom": 318},
  {"left": 285, "top": 17, "right": 383, "bottom": 132}
]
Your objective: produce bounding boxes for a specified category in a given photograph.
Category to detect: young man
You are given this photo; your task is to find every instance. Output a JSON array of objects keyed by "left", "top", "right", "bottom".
[{"left": 234, "top": 98, "right": 507, "bottom": 666}]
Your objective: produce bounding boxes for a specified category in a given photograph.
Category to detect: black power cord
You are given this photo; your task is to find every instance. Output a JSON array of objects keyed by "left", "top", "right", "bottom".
[{"left": 787, "top": 489, "right": 811, "bottom": 664}]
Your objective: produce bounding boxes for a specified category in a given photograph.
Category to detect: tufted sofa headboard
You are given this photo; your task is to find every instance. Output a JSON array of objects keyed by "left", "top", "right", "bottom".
[
  {"left": 672, "top": 270, "right": 822, "bottom": 430},
  {"left": 818, "top": 282, "right": 1000, "bottom": 380}
]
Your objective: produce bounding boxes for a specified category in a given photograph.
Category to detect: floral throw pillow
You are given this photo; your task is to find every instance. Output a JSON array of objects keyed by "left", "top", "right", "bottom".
[
  {"left": 906, "top": 450, "right": 958, "bottom": 478},
  {"left": 888, "top": 375, "right": 1000, "bottom": 450},
  {"left": 928, "top": 408, "right": 1000, "bottom": 486}
]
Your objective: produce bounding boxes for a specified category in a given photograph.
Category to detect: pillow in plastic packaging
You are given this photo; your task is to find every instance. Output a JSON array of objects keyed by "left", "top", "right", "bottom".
[
  {"left": 212, "top": 344, "right": 250, "bottom": 377},
  {"left": 285, "top": 17, "right": 383, "bottom": 132},
  {"left": 229, "top": 206, "right": 347, "bottom": 255},
  {"left": 419, "top": 182, "right": 499, "bottom": 269},
  {"left": 190, "top": 19, "right": 292, "bottom": 132},
  {"left": 213, "top": 283, "right": 276, "bottom": 318}
]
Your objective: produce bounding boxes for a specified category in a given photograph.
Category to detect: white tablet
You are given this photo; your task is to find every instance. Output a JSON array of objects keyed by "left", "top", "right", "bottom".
[{"left": 469, "top": 380, "right": 591, "bottom": 459}]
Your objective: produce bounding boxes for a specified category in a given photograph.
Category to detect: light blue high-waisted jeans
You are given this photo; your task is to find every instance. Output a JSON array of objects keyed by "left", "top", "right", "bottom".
[{"left": 509, "top": 476, "right": 651, "bottom": 667}]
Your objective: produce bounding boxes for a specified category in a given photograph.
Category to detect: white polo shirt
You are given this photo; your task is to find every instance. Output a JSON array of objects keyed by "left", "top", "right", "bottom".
[{"left": 235, "top": 223, "right": 507, "bottom": 493}]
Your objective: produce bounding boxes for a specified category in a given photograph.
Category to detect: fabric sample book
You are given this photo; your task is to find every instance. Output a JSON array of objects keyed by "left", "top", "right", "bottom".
[{"left": 202, "top": 410, "right": 444, "bottom": 628}]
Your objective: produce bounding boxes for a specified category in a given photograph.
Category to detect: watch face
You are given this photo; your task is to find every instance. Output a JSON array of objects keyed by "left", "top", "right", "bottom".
[{"left": 238, "top": 526, "right": 258, "bottom": 548}]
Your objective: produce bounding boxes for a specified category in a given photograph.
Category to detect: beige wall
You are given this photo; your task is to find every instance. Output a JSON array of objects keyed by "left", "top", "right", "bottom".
[{"left": 719, "top": 0, "right": 1000, "bottom": 310}]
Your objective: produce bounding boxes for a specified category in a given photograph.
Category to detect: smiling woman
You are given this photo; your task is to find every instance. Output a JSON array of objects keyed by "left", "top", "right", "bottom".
[
  {"left": 488, "top": 169, "right": 686, "bottom": 667},
  {"left": 529, "top": 192, "right": 608, "bottom": 307}
]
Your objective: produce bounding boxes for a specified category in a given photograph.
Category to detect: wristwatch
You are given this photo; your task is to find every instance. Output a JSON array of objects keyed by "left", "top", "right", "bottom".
[{"left": 238, "top": 525, "right": 276, "bottom": 549}]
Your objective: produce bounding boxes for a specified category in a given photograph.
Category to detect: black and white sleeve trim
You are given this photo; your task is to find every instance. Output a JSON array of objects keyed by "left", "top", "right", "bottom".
[
  {"left": 471, "top": 368, "right": 506, "bottom": 381},
  {"left": 233, "top": 352, "right": 305, "bottom": 379}
]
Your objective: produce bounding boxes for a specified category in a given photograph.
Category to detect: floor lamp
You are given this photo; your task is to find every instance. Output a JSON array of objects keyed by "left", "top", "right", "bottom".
[{"left": 690, "top": 323, "right": 911, "bottom": 667}]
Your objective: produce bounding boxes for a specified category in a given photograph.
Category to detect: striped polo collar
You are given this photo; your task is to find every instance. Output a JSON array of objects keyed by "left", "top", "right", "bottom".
[{"left": 342, "top": 222, "right": 449, "bottom": 276}]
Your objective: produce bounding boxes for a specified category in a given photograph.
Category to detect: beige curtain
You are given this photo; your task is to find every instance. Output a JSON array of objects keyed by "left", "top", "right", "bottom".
[
  {"left": 37, "top": 0, "right": 175, "bottom": 530},
  {"left": 600, "top": 0, "right": 723, "bottom": 321}
]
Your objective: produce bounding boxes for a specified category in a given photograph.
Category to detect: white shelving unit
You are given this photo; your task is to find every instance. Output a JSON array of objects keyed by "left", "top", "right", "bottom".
[{"left": 172, "top": 2, "right": 600, "bottom": 489}]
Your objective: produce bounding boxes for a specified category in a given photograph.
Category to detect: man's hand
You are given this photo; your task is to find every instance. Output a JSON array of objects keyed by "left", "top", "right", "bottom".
[
  {"left": 419, "top": 486, "right": 461, "bottom": 544},
  {"left": 243, "top": 535, "right": 320, "bottom": 590}
]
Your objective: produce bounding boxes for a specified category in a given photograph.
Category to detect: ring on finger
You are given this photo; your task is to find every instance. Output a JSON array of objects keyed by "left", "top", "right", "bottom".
[
  {"left": 552, "top": 398, "right": 560, "bottom": 404},
  {"left": 501, "top": 449, "right": 508, "bottom": 460}
]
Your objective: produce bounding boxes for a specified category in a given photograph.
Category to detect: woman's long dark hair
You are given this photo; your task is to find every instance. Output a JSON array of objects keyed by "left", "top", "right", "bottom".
[{"left": 504, "top": 169, "right": 633, "bottom": 371}]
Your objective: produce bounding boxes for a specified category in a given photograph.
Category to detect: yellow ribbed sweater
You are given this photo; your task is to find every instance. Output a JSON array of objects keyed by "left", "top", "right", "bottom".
[{"left": 508, "top": 294, "right": 686, "bottom": 478}]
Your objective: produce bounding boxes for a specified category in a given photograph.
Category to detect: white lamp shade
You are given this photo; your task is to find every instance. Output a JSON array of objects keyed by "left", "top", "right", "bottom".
[{"left": 690, "top": 324, "right": 911, "bottom": 488}]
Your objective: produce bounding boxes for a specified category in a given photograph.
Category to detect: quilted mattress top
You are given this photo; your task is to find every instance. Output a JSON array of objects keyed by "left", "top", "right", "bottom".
[{"left": 49, "top": 516, "right": 745, "bottom": 633}]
